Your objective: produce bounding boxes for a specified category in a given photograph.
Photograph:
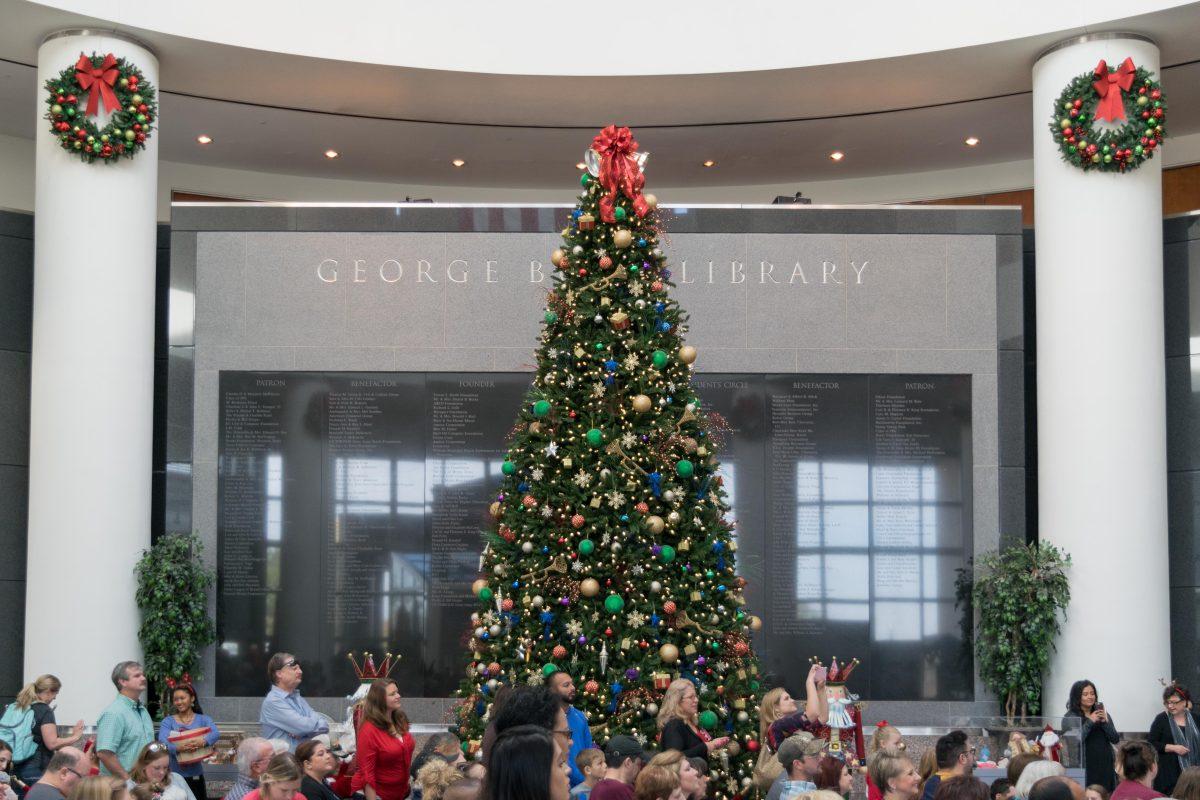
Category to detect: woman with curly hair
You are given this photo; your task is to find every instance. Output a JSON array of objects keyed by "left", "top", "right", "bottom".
[{"left": 657, "top": 681, "right": 729, "bottom": 759}]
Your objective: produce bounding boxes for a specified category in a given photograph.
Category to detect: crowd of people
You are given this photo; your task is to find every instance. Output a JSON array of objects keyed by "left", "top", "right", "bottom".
[{"left": 4, "top": 660, "right": 1200, "bottom": 800}]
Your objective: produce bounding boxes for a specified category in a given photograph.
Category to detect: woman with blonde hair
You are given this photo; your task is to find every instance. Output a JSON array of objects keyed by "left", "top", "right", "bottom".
[
  {"left": 244, "top": 754, "right": 304, "bottom": 800},
  {"left": 866, "top": 725, "right": 904, "bottom": 800},
  {"left": 415, "top": 760, "right": 464, "bottom": 800},
  {"left": 917, "top": 750, "right": 938, "bottom": 799},
  {"left": 69, "top": 777, "right": 129, "bottom": 800},
  {"left": 1014, "top": 761, "right": 1065, "bottom": 800},
  {"left": 869, "top": 749, "right": 921, "bottom": 800},
  {"left": 1172, "top": 767, "right": 1200, "bottom": 800},
  {"left": 646, "top": 751, "right": 703, "bottom": 799},
  {"left": 127, "top": 743, "right": 196, "bottom": 800},
  {"left": 657, "top": 681, "right": 730, "bottom": 759},
  {"left": 7, "top": 675, "right": 84, "bottom": 783},
  {"left": 635, "top": 765, "right": 684, "bottom": 800},
  {"left": 754, "top": 689, "right": 788, "bottom": 790}
]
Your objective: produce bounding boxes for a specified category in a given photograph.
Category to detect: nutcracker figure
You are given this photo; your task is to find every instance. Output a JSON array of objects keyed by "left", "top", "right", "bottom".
[{"left": 814, "top": 657, "right": 866, "bottom": 765}]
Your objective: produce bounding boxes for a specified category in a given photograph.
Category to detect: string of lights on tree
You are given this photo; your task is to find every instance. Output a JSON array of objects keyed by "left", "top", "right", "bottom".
[
  {"left": 453, "top": 125, "right": 764, "bottom": 799},
  {"left": 1050, "top": 57, "right": 1165, "bottom": 173},
  {"left": 43, "top": 52, "right": 157, "bottom": 164}
]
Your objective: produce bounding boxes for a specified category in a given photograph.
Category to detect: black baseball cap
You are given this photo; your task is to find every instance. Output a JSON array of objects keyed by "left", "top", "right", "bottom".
[{"left": 605, "top": 735, "right": 650, "bottom": 763}]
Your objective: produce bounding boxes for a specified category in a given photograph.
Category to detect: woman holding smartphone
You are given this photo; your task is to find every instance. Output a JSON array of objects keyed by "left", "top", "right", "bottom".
[{"left": 1067, "top": 680, "right": 1119, "bottom": 791}]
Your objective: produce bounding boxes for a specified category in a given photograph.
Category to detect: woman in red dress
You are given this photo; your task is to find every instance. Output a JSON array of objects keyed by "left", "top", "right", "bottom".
[{"left": 353, "top": 680, "right": 415, "bottom": 800}]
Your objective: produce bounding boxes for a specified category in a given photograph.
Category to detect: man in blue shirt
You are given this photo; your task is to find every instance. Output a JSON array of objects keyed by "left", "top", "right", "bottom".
[
  {"left": 259, "top": 652, "right": 328, "bottom": 751},
  {"left": 546, "top": 670, "right": 594, "bottom": 787},
  {"left": 95, "top": 661, "right": 154, "bottom": 778}
]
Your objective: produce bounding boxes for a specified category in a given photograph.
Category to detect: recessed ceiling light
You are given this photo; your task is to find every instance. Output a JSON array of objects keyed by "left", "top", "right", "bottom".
[
  {"left": 829, "top": 151, "right": 845, "bottom": 161},
  {"left": 964, "top": 136, "right": 980, "bottom": 147},
  {"left": 702, "top": 159, "right": 716, "bottom": 168},
  {"left": 324, "top": 149, "right": 339, "bottom": 159},
  {"left": 196, "top": 134, "right": 212, "bottom": 145},
  {"left": 576, "top": 162, "right": 587, "bottom": 170},
  {"left": 452, "top": 158, "right": 466, "bottom": 167}
]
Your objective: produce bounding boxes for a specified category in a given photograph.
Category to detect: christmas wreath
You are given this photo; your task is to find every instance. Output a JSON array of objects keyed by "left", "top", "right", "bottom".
[
  {"left": 1050, "top": 57, "right": 1165, "bottom": 173},
  {"left": 43, "top": 52, "right": 157, "bottom": 164}
]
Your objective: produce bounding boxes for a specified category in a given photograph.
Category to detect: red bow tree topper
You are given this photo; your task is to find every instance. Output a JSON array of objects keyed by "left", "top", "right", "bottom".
[{"left": 590, "top": 125, "right": 650, "bottom": 224}]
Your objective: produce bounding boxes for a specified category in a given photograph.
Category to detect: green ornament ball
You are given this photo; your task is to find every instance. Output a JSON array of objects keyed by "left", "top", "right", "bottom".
[
  {"left": 705, "top": 569, "right": 715, "bottom": 579},
  {"left": 543, "top": 662, "right": 559, "bottom": 677},
  {"left": 614, "top": 206, "right": 627, "bottom": 221},
  {"left": 660, "top": 545, "right": 676, "bottom": 563},
  {"left": 544, "top": 311, "right": 557, "bottom": 324},
  {"left": 501, "top": 460, "right": 516, "bottom": 475},
  {"left": 580, "top": 173, "right": 590, "bottom": 187},
  {"left": 136, "top": 113, "right": 147, "bottom": 123},
  {"left": 586, "top": 428, "right": 604, "bottom": 446},
  {"left": 533, "top": 400, "right": 551, "bottom": 417},
  {"left": 92, "top": 143, "right": 102, "bottom": 153},
  {"left": 479, "top": 586, "right": 493, "bottom": 601},
  {"left": 676, "top": 459, "right": 695, "bottom": 478},
  {"left": 461, "top": 741, "right": 470, "bottom": 754},
  {"left": 594, "top": 342, "right": 604, "bottom": 351},
  {"left": 604, "top": 594, "right": 625, "bottom": 614},
  {"left": 652, "top": 350, "right": 669, "bottom": 369},
  {"left": 579, "top": 539, "right": 595, "bottom": 556},
  {"left": 66, "top": 108, "right": 75, "bottom": 118},
  {"left": 699, "top": 710, "right": 718, "bottom": 730}
]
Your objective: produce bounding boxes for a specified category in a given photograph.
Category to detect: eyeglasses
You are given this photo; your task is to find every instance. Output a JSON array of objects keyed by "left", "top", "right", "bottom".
[
  {"left": 67, "top": 769, "right": 86, "bottom": 779},
  {"left": 284, "top": 660, "right": 299, "bottom": 669}
]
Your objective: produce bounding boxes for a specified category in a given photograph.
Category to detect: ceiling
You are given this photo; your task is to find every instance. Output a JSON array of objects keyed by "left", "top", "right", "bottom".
[{"left": 0, "top": 0, "right": 1198, "bottom": 189}]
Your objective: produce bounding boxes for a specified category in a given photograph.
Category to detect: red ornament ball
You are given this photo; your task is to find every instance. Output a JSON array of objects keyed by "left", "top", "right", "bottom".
[
  {"left": 746, "top": 739, "right": 760, "bottom": 753},
  {"left": 585, "top": 680, "right": 600, "bottom": 694},
  {"left": 599, "top": 255, "right": 613, "bottom": 269},
  {"left": 578, "top": 268, "right": 588, "bottom": 277},
  {"left": 488, "top": 662, "right": 502, "bottom": 673},
  {"left": 663, "top": 601, "right": 677, "bottom": 614},
  {"left": 501, "top": 598, "right": 514, "bottom": 611},
  {"left": 66, "top": 94, "right": 77, "bottom": 103},
  {"left": 651, "top": 281, "right": 663, "bottom": 292},
  {"left": 571, "top": 514, "right": 586, "bottom": 529},
  {"left": 552, "top": 645, "right": 568, "bottom": 659},
  {"left": 635, "top": 502, "right": 649, "bottom": 513},
  {"left": 734, "top": 641, "right": 750, "bottom": 656},
  {"left": 522, "top": 495, "right": 537, "bottom": 508}
]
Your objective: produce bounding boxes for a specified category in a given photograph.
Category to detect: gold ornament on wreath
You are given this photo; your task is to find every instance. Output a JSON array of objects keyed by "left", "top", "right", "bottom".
[{"left": 44, "top": 52, "right": 158, "bottom": 164}]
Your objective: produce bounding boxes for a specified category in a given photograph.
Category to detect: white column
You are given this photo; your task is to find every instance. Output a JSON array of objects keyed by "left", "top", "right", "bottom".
[
  {"left": 1034, "top": 34, "right": 1169, "bottom": 725},
  {"left": 25, "top": 30, "right": 158, "bottom": 722}
]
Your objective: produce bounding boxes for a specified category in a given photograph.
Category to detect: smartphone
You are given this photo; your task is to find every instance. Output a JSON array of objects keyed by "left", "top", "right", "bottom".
[{"left": 1096, "top": 702, "right": 1105, "bottom": 711}]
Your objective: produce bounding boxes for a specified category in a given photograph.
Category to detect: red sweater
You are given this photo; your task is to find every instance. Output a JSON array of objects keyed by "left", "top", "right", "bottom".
[{"left": 352, "top": 722, "right": 415, "bottom": 800}]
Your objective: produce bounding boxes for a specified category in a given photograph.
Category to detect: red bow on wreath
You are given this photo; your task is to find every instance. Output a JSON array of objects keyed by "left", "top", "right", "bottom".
[
  {"left": 590, "top": 125, "right": 650, "bottom": 224},
  {"left": 75, "top": 52, "right": 121, "bottom": 117},
  {"left": 1092, "top": 57, "right": 1136, "bottom": 123}
]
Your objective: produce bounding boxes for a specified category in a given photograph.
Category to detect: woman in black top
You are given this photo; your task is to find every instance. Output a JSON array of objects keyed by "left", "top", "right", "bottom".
[
  {"left": 295, "top": 741, "right": 341, "bottom": 800},
  {"left": 1066, "top": 680, "right": 1119, "bottom": 791},
  {"left": 1148, "top": 683, "right": 1200, "bottom": 795},
  {"left": 11, "top": 675, "right": 83, "bottom": 784},
  {"left": 656, "top": 680, "right": 729, "bottom": 759}
]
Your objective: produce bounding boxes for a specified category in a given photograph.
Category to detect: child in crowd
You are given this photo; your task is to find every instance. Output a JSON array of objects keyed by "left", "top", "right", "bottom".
[
  {"left": 991, "top": 779, "right": 1015, "bottom": 800},
  {"left": 572, "top": 749, "right": 606, "bottom": 800}
]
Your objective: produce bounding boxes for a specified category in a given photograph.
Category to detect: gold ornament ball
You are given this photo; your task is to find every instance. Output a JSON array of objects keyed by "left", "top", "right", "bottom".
[
  {"left": 646, "top": 515, "right": 665, "bottom": 535},
  {"left": 552, "top": 248, "right": 566, "bottom": 266},
  {"left": 644, "top": 193, "right": 658, "bottom": 210},
  {"left": 749, "top": 615, "right": 763, "bottom": 631},
  {"left": 679, "top": 345, "right": 698, "bottom": 364},
  {"left": 613, "top": 230, "right": 633, "bottom": 249},
  {"left": 489, "top": 501, "right": 502, "bottom": 519},
  {"left": 580, "top": 578, "right": 601, "bottom": 597},
  {"left": 667, "top": 511, "right": 681, "bottom": 525},
  {"left": 726, "top": 741, "right": 741, "bottom": 757},
  {"left": 471, "top": 579, "right": 488, "bottom": 596},
  {"left": 659, "top": 643, "right": 680, "bottom": 664},
  {"left": 633, "top": 394, "right": 652, "bottom": 413}
]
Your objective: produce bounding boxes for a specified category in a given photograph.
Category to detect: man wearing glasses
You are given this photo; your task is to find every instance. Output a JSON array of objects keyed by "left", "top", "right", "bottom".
[
  {"left": 260, "top": 653, "right": 328, "bottom": 751},
  {"left": 920, "top": 730, "right": 975, "bottom": 800},
  {"left": 24, "top": 747, "right": 86, "bottom": 800}
]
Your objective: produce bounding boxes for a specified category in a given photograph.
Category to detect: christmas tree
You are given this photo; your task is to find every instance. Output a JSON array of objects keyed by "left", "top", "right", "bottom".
[{"left": 456, "top": 126, "right": 764, "bottom": 798}]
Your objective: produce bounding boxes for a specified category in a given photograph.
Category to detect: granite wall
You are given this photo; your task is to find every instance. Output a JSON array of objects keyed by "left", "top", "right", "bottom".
[{"left": 168, "top": 203, "right": 1025, "bottom": 725}]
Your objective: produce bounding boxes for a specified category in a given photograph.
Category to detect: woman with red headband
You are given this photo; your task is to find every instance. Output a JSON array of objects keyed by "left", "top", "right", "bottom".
[{"left": 1148, "top": 683, "right": 1200, "bottom": 795}]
